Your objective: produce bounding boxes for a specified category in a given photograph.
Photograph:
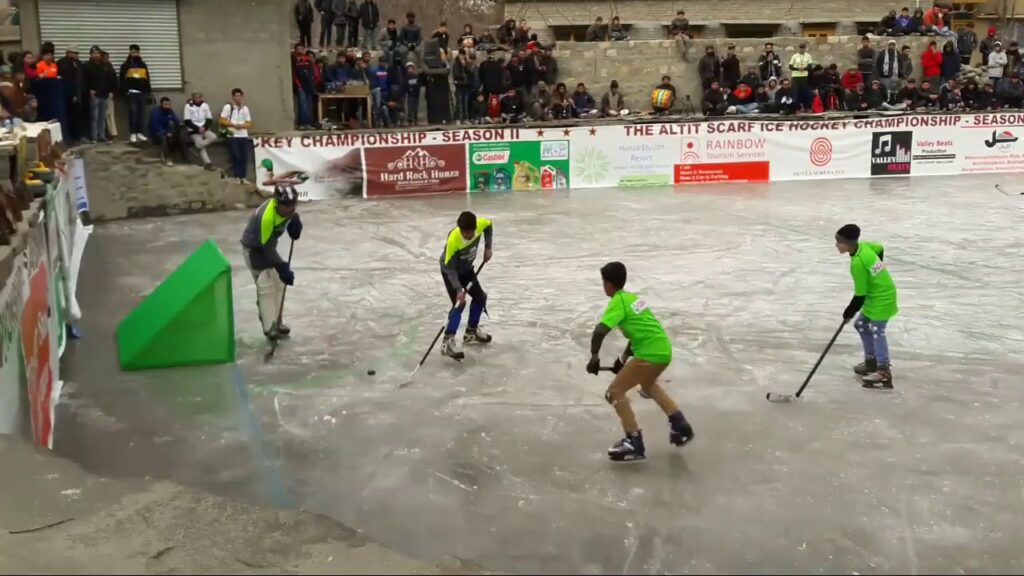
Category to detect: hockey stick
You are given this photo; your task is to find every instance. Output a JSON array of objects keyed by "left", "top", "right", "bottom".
[
  {"left": 263, "top": 240, "right": 295, "bottom": 363},
  {"left": 995, "top": 184, "right": 1024, "bottom": 196},
  {"left": 399, "top": 261, "right": 486, "bottom": 388},
  {"left": 766, "top": 319, "right": 847, "bottom": 403}
]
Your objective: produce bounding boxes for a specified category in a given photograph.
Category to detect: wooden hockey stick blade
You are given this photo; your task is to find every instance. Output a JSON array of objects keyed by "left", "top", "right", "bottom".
[{"left": 766, "top": 391, "right": 797, "bottom": 403}]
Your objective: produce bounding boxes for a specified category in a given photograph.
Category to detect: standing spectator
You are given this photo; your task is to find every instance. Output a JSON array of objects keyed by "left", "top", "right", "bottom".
[
  {"left": 721, "top": 44, "right": 740, "bottom": 90},
  {"left": 291, "top": 43, "right": 318, "bottom": 129},
  {"left": 988, "top": 42, "right": 1008, "bottom": 84},
  {"left": 899, "top": 44, "right": 914, "bottom": 82},
  {"left": 479, "top": 52, "right": 504, "bottom": 98},
  {"left": 585, "top": 17, "right": 607, "bottom": 42},
  {"left": 460, "top": 24, "right": 479, "bottom": 50},
  {"left": 698, "top": 46, "right": 721, "bottom": 91},
  {"left": 316, "top": 0, "right": 335, "bottom": 49},
  {"left": 432, "top": 21, "right": 451, "bottom": 58},
  {"left": 741, "top": 66, "right": 762, "bottom": 91},
  {"left": 452, "top": 51, "right": 471, "bottom": 123},
  {"left": 359, "top": 0, "right": 380, "bottom": 50},
  {"left": 789, "top": 42, "right": 813, "bottom": 110},
  {"left": 609, "top": 17, "right": 629, "bottom": 41},
  {"left": 758, "top": 42, "right": 782, "bottom": 82},
  {"left": 572, "top": 82, "right": 596, "bottom": 117},
  {"left": 370, "top": 55, "right": 390, "bottom": 119},
  {"left": 295, "top": 0, "right": 314, "bottom": 47},
  {"left": 404, "top": 62, "right": 423, "bottom": 125},
  {"left": 32, "top": 49, "right": 63, "bottom": 128},
  {"left": 857, "top": 36, "right": 876, "bottom": 86},
  {"left": 980, "top": 27, "right": 998, "bottom": 66},
  {"left": 876, "top": 40, "right": 903, "bottom": 99},
  {"left": 21, "top": 51, "right": 38, "bottom": 82},
  {"left": 148, "top": 97, "right": 182, "bottom": 166},
  {"left": 540, "top": 47, "right": 558, "bottom": 86},
  {"left": 702, "top": 80, "right": 727, "bottom": 116},
  {"left": 957, "top": 22, "right": 977, "bottom": 66},
  {"left": 600, "top": 80, "right": 626, "bottom": 117},
  {"left": 120, "top": 44, "right": 151, "bottom": 143},
  {"left": 921, "top": 41, "right": 943, "bottom": 89},
  {"left": 100, "top": 50, "right": 119, "bottom": 139},
  {"left": 337, "top": 0, "right": 358, "bottom": 48},
  {"left": 57, "top": 46, "right": 86, "bottom": 144},
  {"left": 506, "top": 53, "right": 526, "bottom": 92},
  {"left": 1006, "top": 41, "right": 1021, "bottom": 78},
  {"left": 522, "top": 48, "right": 540, "bottom": 97},
  {"left": 82, "top": 45, "right": 116, "bottom": 143},
  {"left": 184, "top": 92, "right": 216, "bottom": 170},
  {"left": 220, "top": 88, "right": 252, "bottom": 183},
  {"left": 941, "top": 41, "right": 960, "bottom": 84},
  {"left": 399, "top": 12, "right": 422, "bottom": 54},
  {"left": 669, "top": 10, "right": 690, "bottom": 39},
  {"left": 498, "top": 19, "right": 517, "bottom": 47},
  {"left": 35, "top": 49, "right": 57, "bottom": 78}
]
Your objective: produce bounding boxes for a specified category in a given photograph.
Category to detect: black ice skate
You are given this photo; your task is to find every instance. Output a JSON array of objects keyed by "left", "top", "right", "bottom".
[
  {"left": 441, "top": 335, "right": 465, "bottom": 361},
  {"left": 276, "top": 322, "right": 292, "bottom": 336},
  {"left": 608, "top": 431, "right": 646, "bottom": 462},
  {"left": 861, "top": 364, "right": 894, "bottom": 390},
  {"left": 463, "top": 327, "right": 492, "bottom": 344},
  {"left": 853, "top": 357, "right": 877, "bottom": 376},
  {"left": 668, "top": 413, "right": 695, "bottom": 447}
]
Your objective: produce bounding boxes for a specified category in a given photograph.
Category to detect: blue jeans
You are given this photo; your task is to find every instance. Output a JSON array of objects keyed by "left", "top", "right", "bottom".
[
  {"left": 227, "top": 137, "right": 250, "bottom": 179},
  {"left": 127, "top": 92, "right": 146, "bottom": 134},
  {"left": 855, "top": 314, "right": 890, "bottom": 365},
  {"left": 295, "top": 88, "right": 313, "bottom": 127},
  {"left": 734, "top": 103, "right": 759, "bottom": 114},
  {"left": 89, "top": 94, "right": 108, "bottom": 141},
  {"left": 455, "top": 86, "right": 472, "bottom": 121}
]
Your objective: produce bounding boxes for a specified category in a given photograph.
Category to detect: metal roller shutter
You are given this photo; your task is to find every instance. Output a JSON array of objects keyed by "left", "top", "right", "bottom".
[{"left": 38, "top": 0, "right": 182, "bottom": 89}]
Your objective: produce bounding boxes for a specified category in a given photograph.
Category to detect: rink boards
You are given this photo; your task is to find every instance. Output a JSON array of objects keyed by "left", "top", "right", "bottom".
[{"left": 252, "top": 112, "right": 1024, "bottom": 200}]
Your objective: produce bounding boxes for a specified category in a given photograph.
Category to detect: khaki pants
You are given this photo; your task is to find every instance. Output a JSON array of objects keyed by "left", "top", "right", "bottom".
[
  {"left": 243, "top": 249, "right": 285, "bottom": 335},
  {"left": 606, "top": 359, "right": 679, "bottom": 434},
  {"left": 105, "top": 98, "right": 118, "bottom": 137}
]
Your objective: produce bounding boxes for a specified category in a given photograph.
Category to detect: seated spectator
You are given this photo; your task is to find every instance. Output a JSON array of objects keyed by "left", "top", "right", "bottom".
[
  {"left": 380, "top": 86, "right": 405, "bottom": 127},
  {"left": 326, "top": 53, "right": 350, "bottom": 89},
  {"left": 404, "top": 62, "right": 423, "bottom": 125},
  {"left": 470, "top": 92, "right": 489, "bottom": 123},
  {"left": 497, "top": 18, "right": 517, "bottom": 47},
  {"left": 821, "top": 63, "right": 843, "bottom": 110},
  {"left": 726, "top": 81, "right": 758, "bottom": 114},
  {"left": 370, "top": 55, "right": 391, "bottom": 118},
  {"left": 845, "top": 82, "right": 869, "bottom": 111},
  {"left": 600, "top": 80, "right": 626, "bottom": 116},
  {"left": 609, "top": 17, "right": 629, "bottom": 41},
  {"left": 530, "top": 80, "right": 552, "bottom": 120},
  {"left": 572, "top": 82, "right": 597, "bottom": 117},
  {"left": 702, "top": 80, "right": 727, "bottom": 116},
  {"left": 183, "top": 92, "right": 216, "bottom": 170},
  {"left": 973, "top": 81, "right": 999, "bottom": 110},
  {"left": 940, "top": 81, "right": 965, "bottom": 111},
  {"left": 585, "top": 17, "right": 607, "bottom": 42},
  {"left": 0, "top": 65, "right": 36, "bottom": 122},
  {"left": 515, "top": 20, "right": 531, "bottom": 50},
  {"left": 399, "top": 12, "right": 423, "bottom": 52},
  {"left": 895, "top": 78, "right": 918, "bottom": 109},
  {"left": 754, "top": 84, "right": 775, "bottom": 113},
  {"left": 550, "top": 82, "right": 573, "bottom": 119},
  {"left": 652, "top": 75, "right": 676, "bottom": 114},
  {"left": 923, "top": 5, "right": 955, "bottom": 37},
  {"left": 149, "top": 96, "right": 182, "bottom": 166},
  {"left": 379, "top": 19, "right": 400, "bottom": 61},
  {"left": 961, "top": 80, "right": 980, "bottom": 108},
  {"left": 996, "top": 74, "right": 1024, "bottom": 108},
  {"left": 741, "top": 66, "right": 762, "bottom": 91},
  {"left": 774, "top": 77, "right": 799, "bottom": 114},
  {"left": 915, "top": 79, "right": 940, "bottom": 108},
  {"left": 908, "top": 8, "right": 925, "bottom": 35},
  {"left": 527, "top": 33, "right": 542, "bottom": 52},
  {"left": 432, "top": 21, "right": 451, "bottom": 57},
  {"left": 878, "top": 10, "right": 898, "bottom": 36},
  {"left": 864, "top": 79, "right": 887, "bottom": 109},
  {"left": 459, "top": 24, "right": 478, "bottom": 50},
  {"left": 841, "top": 67, "right": 863, "bottom": 92},
  {"left": 766, "top": 76, "right": 779, "bottom": 100},
  {"left": 669, "top": 10, "right": 690, "bottom": 39},
  {"left": 499, "top": 89, "right": 525, "bottom": 122},
  {"left": 477, "top": 31, "right": 497, "bottom": 52},
  {"left": 892, "top": 7, "right": 912, "bottom": 35}
]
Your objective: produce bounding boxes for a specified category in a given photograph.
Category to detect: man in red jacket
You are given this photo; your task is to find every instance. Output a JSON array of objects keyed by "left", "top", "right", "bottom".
[
  {"left": 921, "top": 41, "right": 943, "bottom": 92},
  {"left": 841, "top": 67, "right": 864, "bottom": 92}
]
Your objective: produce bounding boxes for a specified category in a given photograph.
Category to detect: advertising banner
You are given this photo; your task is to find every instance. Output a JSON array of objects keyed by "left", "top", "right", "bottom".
[
  {"left": 570, "top": 124, "right": 687, "bottom": 188},
  {"left": 364, "top": 144, "right": 468, "bottom": 197},
  {"left": 0, "top": 253, "right": 27, "bottom": 435},
  {"left": 468, "top": 140, "right": 570, "bottom": 191},
  {"left": 957, "top": 113, "right": 1024, "bottom": 174},
  {"left": 20, "top": 225, "right": 58, "bottom": 449}
]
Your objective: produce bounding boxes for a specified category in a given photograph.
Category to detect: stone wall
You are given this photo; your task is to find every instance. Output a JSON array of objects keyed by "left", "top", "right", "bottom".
[
  {"left": 81, "top": 143, "right": 264, "bottom": 222},
  {"left": 554, "top": 35, "right": 940, "bottom": 113}
]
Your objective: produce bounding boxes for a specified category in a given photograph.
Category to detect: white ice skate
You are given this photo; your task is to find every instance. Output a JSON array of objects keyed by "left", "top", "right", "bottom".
[
  {"left": 463, "top": 327, "right": 492, "bottom": 344},
  {"left": 441, "top": 335, "right": 466, "bottom": 361}
]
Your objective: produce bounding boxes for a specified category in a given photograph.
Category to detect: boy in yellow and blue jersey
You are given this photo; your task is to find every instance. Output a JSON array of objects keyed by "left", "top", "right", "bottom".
[{"left": 439, "top": 211, "right": 493, "bottom": 360}]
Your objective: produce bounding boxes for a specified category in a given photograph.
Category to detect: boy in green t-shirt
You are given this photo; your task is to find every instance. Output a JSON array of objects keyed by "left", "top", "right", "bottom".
[
  {"left": 587, "top": 262, "right": 694, "bottom": 461},
  {"left": 836, "top": 224, "right": 899, "bottom": 389}
]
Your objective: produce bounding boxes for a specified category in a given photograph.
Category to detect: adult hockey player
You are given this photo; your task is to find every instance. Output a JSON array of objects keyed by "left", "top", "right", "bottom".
[
  {"left": 836, "top": 224, "right": 899, "bottom": 389},
  {"left": 587, "top": 262, "right": 694, "bottom": 461},
  {"left": 439, "top": 211, "right": 493, "bottom": 360},
  {"left": 240, "top": 185, "right": 302, "bottom": 340}
]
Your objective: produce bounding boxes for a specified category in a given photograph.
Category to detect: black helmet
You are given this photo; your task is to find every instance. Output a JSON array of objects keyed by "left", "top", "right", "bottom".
[{"left": 273, "top": 185, "right": 298, "bottom": 205}]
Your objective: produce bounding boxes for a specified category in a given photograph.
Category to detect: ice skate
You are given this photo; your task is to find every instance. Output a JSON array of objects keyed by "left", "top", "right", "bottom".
[
  {"left": 853, "top": 357, "right": 877, "bottom": 376},
  {"left": 441, "top": 335, "right": 465, "bottom": 361},
  {"left": 463, "top": 326, "right": 492, "bottom": 344},
  {"left": 668, "top": 413, "right": 694, "bottom": 447},
  {"left": 608, "top": 431, "right": 646, "bottom": 461},
  {"left": 276, "top": 322, "right": 292, "bottom": 337},
  {"left": 861, "top": 364, "right": 894, "bottom": 390}
]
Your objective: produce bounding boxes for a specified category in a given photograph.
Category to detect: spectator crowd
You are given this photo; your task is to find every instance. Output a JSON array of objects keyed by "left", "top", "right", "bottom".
[{"left": 0, "top": 41, "right": 257, "bottom": 182}]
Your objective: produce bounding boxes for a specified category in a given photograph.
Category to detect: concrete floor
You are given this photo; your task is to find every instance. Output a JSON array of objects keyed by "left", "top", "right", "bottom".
[{"left": 61, "top": 175, "right": 1024, "bottom": 574}]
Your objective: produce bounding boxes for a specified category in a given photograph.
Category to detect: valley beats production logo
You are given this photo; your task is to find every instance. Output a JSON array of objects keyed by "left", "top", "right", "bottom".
[{"left": 809, "top": 137, "right": 833, "bottom": 167}]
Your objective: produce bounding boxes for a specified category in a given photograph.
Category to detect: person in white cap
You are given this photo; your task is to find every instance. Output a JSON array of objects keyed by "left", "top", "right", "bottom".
[{"left": 987, "top": 41, "right": 1008, "bottom": 84}]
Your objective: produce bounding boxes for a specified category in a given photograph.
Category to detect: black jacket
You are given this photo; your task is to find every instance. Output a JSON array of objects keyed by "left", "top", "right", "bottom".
[
  {"left": 295, "top": 0, "right": 314, "bottom": 23},
  {"left": 699, "top": 54, "right": 721, "bottom": 82},
  {"left": 864, "top": 86, "right": 887, "bottom": 109},
  {"left": 845, "top": 90, "right": 869, "bottom": 111},
  {"left": 119, "top": 56, "right": 152, "bottom": 94},
  {"left": 721, "top": 55, "right": 741, "bottom": 86},
  {"left": 82, "top": 59, "right": 118, "bottom": 98},
  {"left": 357, "top": 0, "right": 379, "bottom": 28},
  {"left": 57, "top": 56, "right": 83, "bottom": 98},
  {"left": 399, "top": 24, "right": 422, "bottom": 48},
  {"left": 758, "top": 52, "right": 782, "bottom": 81},
  {"left": 479, "top": 58, "right": 504, "bottom": 94},
  {"left": 740, "top": 72, "right": 762, "bottom": 90},
  {"left": 857, "top": 47, "right": 876, "bottom": 75}
]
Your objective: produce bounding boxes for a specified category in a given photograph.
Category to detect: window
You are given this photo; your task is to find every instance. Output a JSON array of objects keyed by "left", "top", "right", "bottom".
[
  {"left": 854, "top": 21, "right": 879, "bottom": 36},
  {"left": 803, "top": 23, "right": 836, "bottom": 38},
  {"left": 721, "top": 24, "right": 781, "bottom": 38},
  {"left": 550, "top": 25, "right": 592, "bottom": 42}
]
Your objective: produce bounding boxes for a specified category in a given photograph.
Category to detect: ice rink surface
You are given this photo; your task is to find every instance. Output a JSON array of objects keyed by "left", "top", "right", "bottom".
[{"left": 63, "top": 175, "right": 1024, "bottom": 574}]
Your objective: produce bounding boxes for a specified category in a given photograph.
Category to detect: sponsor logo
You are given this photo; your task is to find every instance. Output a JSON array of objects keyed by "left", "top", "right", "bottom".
[
  {"left": 809, "top": 137, "right": 832, "bottom": 167},
  {"left": 912, "top": 138, "right": 957, "bottom": 164},
  {"left": 540, "top": 140, "right": 570, "bottom": 161},
  {"left": 681, "top": 138, "right": 701, "bottom": 163},
  {"left": 984, "top": 129, "right": 1019, "bottom": 149},
  {"left": 472, "top": 149, "right": 511, "bottom": 164},
  {"left": 870, "top": 131, "right": 912, "bottom": 175},
  {"left": 631, "top": 299, "right": 648, "bottom": 314},
  {"left": 386, "top": 148, "right": 447, "bottom": 171}
]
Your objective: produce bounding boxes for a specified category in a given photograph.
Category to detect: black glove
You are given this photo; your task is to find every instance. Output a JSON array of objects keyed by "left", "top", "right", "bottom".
[
  {"left": 287, "top": 217, "right": 303, "bottom": 240},
  {"left": 611, "top": 357, "right": 624, "bottom": 374},
  {"left": 586, "top": 357, "right": 601, "bottom": 375},
  {"left": 877, "top": 249, "right": 884, "bottom": 262},
  {"left": 276, "top": 264, "right": 295, "bottom": 286},
  {"left": 843, "top": 295, "right": 865, "bottom": 321}
]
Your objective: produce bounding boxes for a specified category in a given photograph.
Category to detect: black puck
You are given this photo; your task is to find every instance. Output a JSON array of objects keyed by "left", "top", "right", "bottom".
[{"left": 367, "top": 369, "right": 376, "bottom": 376}]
